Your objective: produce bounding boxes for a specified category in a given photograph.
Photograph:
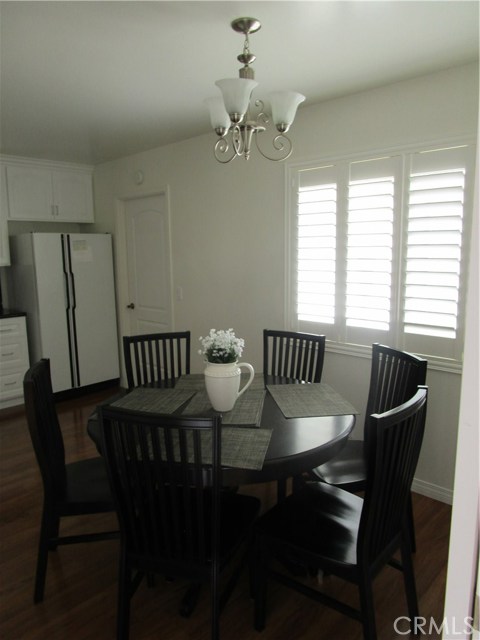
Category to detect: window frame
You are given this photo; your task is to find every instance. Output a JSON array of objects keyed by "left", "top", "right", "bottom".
[{"left": 285, "top": 138, "right": 476, "bottom": 372}]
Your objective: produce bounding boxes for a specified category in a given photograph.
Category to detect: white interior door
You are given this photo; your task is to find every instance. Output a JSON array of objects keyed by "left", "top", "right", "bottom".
[{"left": 124, "top": 194, "right": 173, "bottom": 336}]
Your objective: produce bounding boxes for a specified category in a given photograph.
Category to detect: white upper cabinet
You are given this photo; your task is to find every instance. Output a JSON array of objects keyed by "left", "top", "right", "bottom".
[{"left": 4, "top": 157, "right": 94, "bottom": 223}]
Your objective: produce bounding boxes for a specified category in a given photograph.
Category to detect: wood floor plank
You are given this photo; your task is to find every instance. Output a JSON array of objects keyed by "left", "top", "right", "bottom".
[{"left": 0, "top": 388, "right": 451, "bottom": 639}]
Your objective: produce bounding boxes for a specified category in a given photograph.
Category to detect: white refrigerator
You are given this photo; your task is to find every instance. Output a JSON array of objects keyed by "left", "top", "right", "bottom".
[{"left": 10, "top": 233, "right": 120, "bottom": 393}]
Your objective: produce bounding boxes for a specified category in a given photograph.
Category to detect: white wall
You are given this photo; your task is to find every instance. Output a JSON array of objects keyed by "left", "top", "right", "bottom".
[
  {"left": 443, "top": 117, "right": 479, "bottom": 639},
  {"left": 92, "top": 62, "right": 478, "bottom": 502}
]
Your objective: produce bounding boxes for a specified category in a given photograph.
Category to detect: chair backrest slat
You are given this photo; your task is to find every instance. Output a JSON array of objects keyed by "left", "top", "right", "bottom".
[
  {"left": 123, "top": 331, "right": 191, "bottom": 389},
  {"left": 359, "top": 386, "right": 428, "bottom": 566},
  {"left": 263, "top": 330, "right": 326, "bottom": 383},
  {"left": 23, "top": 359, "right": 67, "bottom": 495},
  {"left": 99, "top": 406, "right": 221, "bottom": 574}
]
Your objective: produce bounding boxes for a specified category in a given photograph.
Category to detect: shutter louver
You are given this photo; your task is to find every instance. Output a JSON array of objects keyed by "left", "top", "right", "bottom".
[{"left": 405, "top": 168, "right": 465, "bottom": 339}]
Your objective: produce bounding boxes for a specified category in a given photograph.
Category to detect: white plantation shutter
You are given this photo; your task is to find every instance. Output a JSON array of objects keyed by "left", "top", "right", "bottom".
[
  {"left": 346, "top": 178, "right": 393, "bottom": 330},
  {"left": 401, "top": 145, "right": 474, "bottom": 362},
  {"left": 346, "top": 157, "right": 398, "bottom": 333},
  {"left": 296, "top": 165, "right": 337, "bottom": 324},
  {"left": 343, "top": 155, "right": 401, "bottom": 346},
  {"left": 405, "top": 169, "right": 464, "bottom": 338},
  {"left": 289, "top": 142, "right": 474, "bottom": 366}
]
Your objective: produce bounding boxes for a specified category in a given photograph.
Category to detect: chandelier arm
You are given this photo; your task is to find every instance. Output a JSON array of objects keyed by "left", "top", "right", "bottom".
[
  {"left": 213, "top": 137, "right": 237, "bottom": 164},
  {"left": 254, "top": 132, "right": 293, "bottom": 162},
  {"left": 231, "top": 125, "right": 244, "bottom": 157}
]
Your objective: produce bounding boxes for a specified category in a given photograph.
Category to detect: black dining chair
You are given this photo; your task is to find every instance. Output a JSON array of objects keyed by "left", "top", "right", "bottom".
[
  {"left": 253, "top": 385, "right": 428, "bottom": 640},
  {"left": 97, "top": 405, "right": 261, "bottom": 640},
  {"left": 263, "top": 329, "right": 326, "bottom": 384},
  {"left": 263, "top": 329, "right": 326, "bottom": 501},
  {"left": 123, "top": 331, "right": 191, "bottom": 389},
  {"left": 23, "top": 359, "right": 118, "bottom": 604},
  {"left": 308, "top": 343, "right": 427, "bottom": 552}
]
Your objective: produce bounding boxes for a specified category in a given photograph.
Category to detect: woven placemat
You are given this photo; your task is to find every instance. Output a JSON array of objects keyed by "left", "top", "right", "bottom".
[
  {"left": 210, "top": 427, "right": 272, "bottom": 469},
  {"left": 267, "top": 382, "right": 358, "bottom": 418},
  {"left": 110, "top": 387, "right": 195, "bottom": 414},
  {"left": 174, "top": 373, "right": 205, "bottom": 391},
  {"left": 182, "top": 388, "right": 266, "bottom": 427},
  {"left": 134, "top": 427, "right": 272, "bottom": 470},
  {"left": 175, "top": 372, "right": 265, "bottom": 392}
]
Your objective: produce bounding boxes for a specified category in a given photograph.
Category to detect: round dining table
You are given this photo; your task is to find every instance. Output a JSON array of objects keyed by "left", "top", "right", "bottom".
[
  {"left": 87, "top": 375, "right": 356, "bottom": 487},
  {"left": 229, "top": 392, "right": 354, "bottom": 486}
]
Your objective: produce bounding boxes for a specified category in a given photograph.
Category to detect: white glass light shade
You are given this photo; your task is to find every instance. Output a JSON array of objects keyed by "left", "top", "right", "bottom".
[
  {"left": 268, "top": 91, "right": 305, "bottom": 132},
  {"left": 215, "top": 78, "right": 258, "bottom": 122},
  {"left": 204, "top": 97, "right": 231, "bottom": 133}
]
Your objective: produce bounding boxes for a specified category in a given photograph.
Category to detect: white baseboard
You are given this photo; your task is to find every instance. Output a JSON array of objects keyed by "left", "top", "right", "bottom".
[{"left": 412, "top": 477, "right": 453, "bottom": 505}]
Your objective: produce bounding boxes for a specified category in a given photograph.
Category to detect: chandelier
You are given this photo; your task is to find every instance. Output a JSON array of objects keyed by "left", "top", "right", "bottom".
[{"left": 204, "top": 17, "right": 305, "bottom": 164}]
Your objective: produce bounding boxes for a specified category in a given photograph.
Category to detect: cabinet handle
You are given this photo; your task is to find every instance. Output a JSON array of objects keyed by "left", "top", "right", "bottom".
[
  {"left": 56, "top": 205, "right": 59, "bottom": 216},
  {"left": 0, "top": 328, "right": 13, "bottom": 333},
  {"left": 4, "top": 381, "right": 17, "bottom": 386},
  {"left": 1, "top": 351, "right": 15, "bottom": 357}
]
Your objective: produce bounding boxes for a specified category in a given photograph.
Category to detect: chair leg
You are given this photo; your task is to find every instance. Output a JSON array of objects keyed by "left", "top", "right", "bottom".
[
  {"left": 291, "top": 474, "right": 305, "bottom": 494},
  {"left": 179, "top": 583, "right": 202, "bottom": 618},
  {"left": 401, "top": 540, "right": 419, "bottom": 624},
  {"left": 211, "top": 562, "right": 220, "bottom": 640},
  {"left": 34, "top": 527, "right": 49, "bottom": 602},
  {"left": 407, "top": 492, "right": 416, "bottom": 553},
  {"left": 253, "top": 540, "right": 268, "bottom": 632},
  {"left": 117, "top": 551, "right": 131, "bottom": 640},
  {"left": 358, "top": 577, "right": 377, "bottom": 640},
  {"left": 146, "top": 573, "right": 155, "bottom": 588},
  {"left": 34, "top": 505, "right": 57, "bottom": 603}
]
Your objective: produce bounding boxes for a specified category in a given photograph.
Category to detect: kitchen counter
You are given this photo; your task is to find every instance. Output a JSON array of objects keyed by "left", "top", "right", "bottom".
[{"left": 0, "top": 309, "right": 27, "bottom": 319}]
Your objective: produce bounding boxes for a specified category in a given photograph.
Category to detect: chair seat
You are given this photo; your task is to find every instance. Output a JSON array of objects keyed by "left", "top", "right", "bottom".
[
  {"left": 310, "top": 439, "right": 366, "bottom": 489},
  {"left": 256, "top": 482, "right": 363, "bottom": 569},
  {"left": 62, "top": 458, "right": 114, "bottom": 512}
]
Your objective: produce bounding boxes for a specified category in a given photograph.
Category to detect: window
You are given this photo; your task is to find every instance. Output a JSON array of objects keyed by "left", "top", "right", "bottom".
[{"left": 287, "top": 142, "right": 475, "bottom": 367}]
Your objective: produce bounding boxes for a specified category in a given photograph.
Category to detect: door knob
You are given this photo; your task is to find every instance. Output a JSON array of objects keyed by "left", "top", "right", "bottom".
[{"left": 126, "top": 303, "right": 135, "bottom": 309}]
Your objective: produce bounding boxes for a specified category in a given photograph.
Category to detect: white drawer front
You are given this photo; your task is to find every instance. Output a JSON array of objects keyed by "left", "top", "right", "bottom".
[
  {"left": 0, "top": 340, "right": 23, "bottom": 363},
  {"left": 0, "top": 370, "right": 24, "bottom": 401},
  {"left": 0, "top": 317, "right": 27, "bottom": 341}
]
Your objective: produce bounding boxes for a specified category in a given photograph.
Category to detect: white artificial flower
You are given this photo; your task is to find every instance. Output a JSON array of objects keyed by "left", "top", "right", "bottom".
[{"left": 199, "top": 328, "right": 245, "bottom": 363}]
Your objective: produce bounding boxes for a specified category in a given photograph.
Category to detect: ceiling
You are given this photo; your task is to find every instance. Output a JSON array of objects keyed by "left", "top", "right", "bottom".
[{"left": 0, "top": 1, "right": 478, "bottom": 166}]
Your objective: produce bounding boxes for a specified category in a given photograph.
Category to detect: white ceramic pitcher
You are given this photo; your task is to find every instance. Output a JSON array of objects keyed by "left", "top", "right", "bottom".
[{"left": 204, "top": 361, "right": 255, "bottom": 412}]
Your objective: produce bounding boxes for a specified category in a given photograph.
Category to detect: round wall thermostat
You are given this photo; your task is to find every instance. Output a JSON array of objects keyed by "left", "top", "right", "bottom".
[{"left": 134, "top": 170, "right": 144, "bottom": 185}]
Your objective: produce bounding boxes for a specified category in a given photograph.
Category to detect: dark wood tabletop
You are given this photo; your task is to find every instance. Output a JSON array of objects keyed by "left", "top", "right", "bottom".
[{"left": 87, "top": 375, "right": 355, "bottom": 486}]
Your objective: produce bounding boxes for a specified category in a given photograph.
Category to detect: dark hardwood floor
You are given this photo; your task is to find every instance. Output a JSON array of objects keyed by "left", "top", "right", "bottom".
[{"left": 0, "top": 387, "right": 452, "bottom": 639}]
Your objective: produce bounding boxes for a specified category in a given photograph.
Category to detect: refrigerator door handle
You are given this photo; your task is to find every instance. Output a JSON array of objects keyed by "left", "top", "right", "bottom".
[
  {"left": 62, "top": 234, "right": 81, "bottom": 388},
  {"left": 63, "top": 271, "right": 68, "bottom": 307}
]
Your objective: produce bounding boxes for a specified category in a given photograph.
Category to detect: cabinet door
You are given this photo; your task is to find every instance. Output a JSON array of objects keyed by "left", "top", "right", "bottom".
[
  {"left": 53, "top": 170, "right": 94, "bottom": 222},
  {"left": 6, "top": 165, "right": 53, "bottom": 220}
]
